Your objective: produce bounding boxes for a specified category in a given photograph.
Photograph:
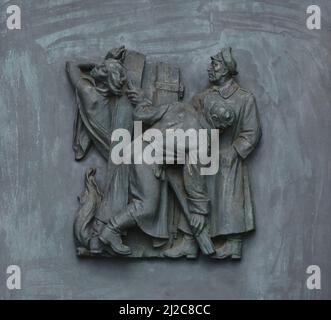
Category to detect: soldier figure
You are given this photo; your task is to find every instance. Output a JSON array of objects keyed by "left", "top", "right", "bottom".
[
  {"left": 98, "top": 83, "right": 235, "bottom": 256},
  {"left": 69, "top": 46, "right": 262, "bottom": 260},
  {"left": 165, "top": 47, "right": 262, "bottom": 259}
]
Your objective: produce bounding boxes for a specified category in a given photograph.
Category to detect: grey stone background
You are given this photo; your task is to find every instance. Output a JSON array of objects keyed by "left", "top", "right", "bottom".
[{"left": 0, "top": 0, "right": 330, "bottom": 299}]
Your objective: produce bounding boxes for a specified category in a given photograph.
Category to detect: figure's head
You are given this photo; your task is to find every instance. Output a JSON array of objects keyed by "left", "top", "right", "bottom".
[
  {"left": 90, "top": 58, "right": 127, "bottom": 96},
  {"left": 205, "top": 101, "right": 235, "bottom": 130},
  {"left": 207, "top": 47, "right": 238, "bottom": 84}
]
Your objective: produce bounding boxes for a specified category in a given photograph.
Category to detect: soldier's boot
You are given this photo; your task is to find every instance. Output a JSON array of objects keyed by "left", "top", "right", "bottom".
[
  {"left": 99, "top": 212, "right": 135, "bottom": 256},
  {"left": 213, "top": 237, "right": 242, "bottom": 260},
  {"left": 89, "top": 218, "right": 106, "bottom": 254},
  {"left": 163, "top": 234, "right": 198, "bottom": 259}
]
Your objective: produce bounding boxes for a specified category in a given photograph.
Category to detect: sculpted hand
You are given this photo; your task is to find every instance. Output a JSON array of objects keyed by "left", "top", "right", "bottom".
[
  {"left": 190, "top": 214, "right": 205, "bottom": 236},
  {"left": 105, "top": 46, "right": 126, "bottom": 62},
  {"left": 77, "top": 60, "right": 97, "bottom": 72},
  {"left": 126, "top": 80, "right": 145, "bottom": 106}
]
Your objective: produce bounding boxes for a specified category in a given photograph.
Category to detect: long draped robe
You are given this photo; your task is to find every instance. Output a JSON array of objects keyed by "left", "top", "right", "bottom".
[
  {"left": 72, "top": 51, "right": 145, "bottom": 223},
  {"left": 192, "top": 79, "right": 262, "bottom": 236}
]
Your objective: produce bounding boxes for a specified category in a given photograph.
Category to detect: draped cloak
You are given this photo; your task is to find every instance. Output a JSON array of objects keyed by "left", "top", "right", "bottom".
[{"left": 72, "top": 51, "right": 145, "bottom": 224}]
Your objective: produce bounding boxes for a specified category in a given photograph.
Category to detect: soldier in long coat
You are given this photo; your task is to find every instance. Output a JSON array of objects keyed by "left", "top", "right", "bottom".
[
  {"left": 197, "top": 47, "right": 262, "bottom": 259},
  {"left": 166, "top": 47, "right": 262, "bottom": 259}
]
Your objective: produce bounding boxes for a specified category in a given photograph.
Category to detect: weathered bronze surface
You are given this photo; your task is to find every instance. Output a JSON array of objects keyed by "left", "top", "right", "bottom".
[{"left": 66, "top": 46, "right": 261, "bottom": 259}]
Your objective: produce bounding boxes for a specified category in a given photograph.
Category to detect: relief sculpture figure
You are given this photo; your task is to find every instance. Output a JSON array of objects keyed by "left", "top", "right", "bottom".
[
  {"left": 66, "top": 46, "right": 145, "bottom": 254},
  {"left": 190, "top": 48, "right": 262, "bottom": 259},
  {"left": 67, "top": 46, "right": 262, "bottom": 260},
  {"left": 98, "top": 82, "right": 235, "bottom": 256}
]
